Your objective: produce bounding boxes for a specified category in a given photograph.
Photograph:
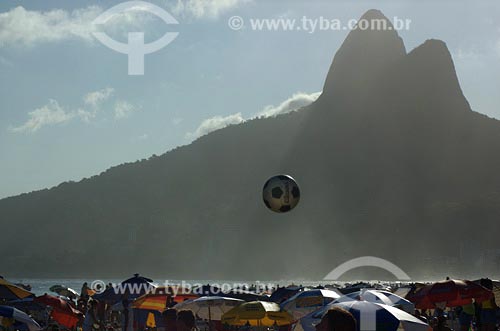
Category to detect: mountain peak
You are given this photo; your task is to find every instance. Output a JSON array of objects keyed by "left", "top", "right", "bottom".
[
  {"left": 359, "top": 8, "right": 389, "bottom": 20},
  {"left": 318, "top": 10, "right": 406, "bottom": 105},
  {"left": 401, "top": 38, "right": 470, "bottom": 112}
]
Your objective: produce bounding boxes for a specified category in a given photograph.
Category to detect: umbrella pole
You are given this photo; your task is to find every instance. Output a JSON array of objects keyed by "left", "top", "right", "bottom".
[{"left": 208, "top": 305, "right": 212, "bottom": 331}]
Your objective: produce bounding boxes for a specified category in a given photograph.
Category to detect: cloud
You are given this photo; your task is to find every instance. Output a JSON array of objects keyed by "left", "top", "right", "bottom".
[
  {"left": 187, "top": 112, "right": 244, "bottom": 139},
  {"left": 0, "top": 5, "right": 156, "bottom": 47},
  {"left": 171, "top": 0, "right": 249, "bottom": 19},
  {"left": 84, "top": 87, "right": 114, "bottom": 107},
  {"left": 185, "top": 91, "right": 320, "bottom": 140},
  {"left": 10, "top": 99, "right": 74, "bottom": 133},
  {"left": 0, "top": 6, "right": 99, "bottom": 46},
  {"left": 11, "top": 87, "right": 137, "bottom": 133},
  {"left": 78, "top": 87, "right": 116, "bottom": 122},
  {"left": 255, "top": 91, "right": 321, "bottom": 118},
  {"left": 114, "top": 100, "right": 137, "bottom": 119}
]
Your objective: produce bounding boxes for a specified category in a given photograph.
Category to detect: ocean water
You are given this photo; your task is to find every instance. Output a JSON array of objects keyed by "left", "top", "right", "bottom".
[
  {"left": 8, "top": 278, "right": 404, "bottom": 297},
  {"left": 8, "top": 278, "right": 122, "bottom": 296}
]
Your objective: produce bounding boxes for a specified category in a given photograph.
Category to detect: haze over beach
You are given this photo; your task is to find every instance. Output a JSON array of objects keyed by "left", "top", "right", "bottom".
[{"left": 1, "top": 1, "right": 500, "bottom": 282}]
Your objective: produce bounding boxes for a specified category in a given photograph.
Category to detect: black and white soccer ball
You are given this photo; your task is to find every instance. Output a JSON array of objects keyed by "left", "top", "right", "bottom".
[{"left": 262, "top": 174, "right": 301, "bottom": 213}]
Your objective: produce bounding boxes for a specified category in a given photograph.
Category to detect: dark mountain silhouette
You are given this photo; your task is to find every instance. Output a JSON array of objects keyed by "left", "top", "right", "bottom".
[{"left": 2, "top": 9, "right": 500, "bottom": 280}]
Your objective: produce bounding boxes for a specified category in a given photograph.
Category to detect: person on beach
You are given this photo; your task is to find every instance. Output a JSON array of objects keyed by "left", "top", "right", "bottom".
[
  {"left": 479, "top": 278, "right": 497, "bottom": 331},
  {"left": 315, "top": 307, "right": 356, "bottom": 331},
  {"left": 83, "top": 301, "right": 99, "bottom": 331},
  {"left": 177, "top": 310, "right": 197, "bottom": 331},
  {"left": 81, "top": 282, "right": 90, "bottom": 299},
  {"left": 458, "top": 303, "right": 475, "bottom": 331},
  {"left": 0, "top": 317, "right": 14, "bottom": 331},
  {"left": 432, "top": 316, "right": 452, "bottom": 331},
  {"left": 162, "top": 309, "right": 177, "bottom": 331},
  {"left": 414, "top": 310, "right": 428, "bottom": 323}
]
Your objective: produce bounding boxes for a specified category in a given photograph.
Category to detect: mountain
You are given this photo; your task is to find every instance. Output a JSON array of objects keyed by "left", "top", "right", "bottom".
[{"left": 2, "top": 10, "right": 500, "bottom": 280}]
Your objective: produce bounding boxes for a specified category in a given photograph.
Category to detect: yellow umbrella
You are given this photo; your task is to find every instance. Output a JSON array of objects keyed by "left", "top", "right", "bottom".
[
  {"left": 222, "top": 301, "right": 294, "bottom": 326},
  {"left": 0, "top": 279, "right": 34, "bottom": 300}
]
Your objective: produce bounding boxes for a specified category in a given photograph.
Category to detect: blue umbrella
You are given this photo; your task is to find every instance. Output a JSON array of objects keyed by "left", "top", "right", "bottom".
[
  {"left": 293, "top": 300, "right": 428, "bottom": 331},
  {"left": 7, "top": 298, "right": 45, "bottom": 312},
  {"left": 0, "top": 305, "right": 42, "bottom": 331},
  {"left": 281, "top": 289, "right": 341, "bottom": 319},
  {"left": 270, "top": 286, "right": 303, "bottom": 303},
  {"left": 93, "top": 274, "right": 156, "bottom": 303},
  {"left": 345, "top": 290, "right": 415, "bottom": 314}
]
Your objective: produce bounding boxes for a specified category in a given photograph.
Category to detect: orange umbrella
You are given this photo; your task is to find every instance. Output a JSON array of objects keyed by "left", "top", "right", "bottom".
[
  {"left": 34, "top": 294, "right": 83, "bottom": 328},
  {"left": 132, "top": 287, "right": 198, "bottom": 311},
  {"left": 0, "top": 279, "right": 34, "bottom": 300}
]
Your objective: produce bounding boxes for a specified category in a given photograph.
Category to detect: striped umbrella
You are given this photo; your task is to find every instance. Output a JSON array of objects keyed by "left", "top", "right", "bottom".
[
  {"left": 293, "top": 300, "right": 428, "bottom": 331},
  {"left": 345, "top": 289, "right": 415, "bottom": 314},
  {"left": 0, "top": 279, "right": 34, "bottom": 300},
  {"left": 0, "top": 305, "right": 42, "bottom": 331},
  {"left": 281, "top": 289, "right": 341, "bottom": 319},
  {"left": 132, "top": 287, "right": 198, "bottom": 311}
]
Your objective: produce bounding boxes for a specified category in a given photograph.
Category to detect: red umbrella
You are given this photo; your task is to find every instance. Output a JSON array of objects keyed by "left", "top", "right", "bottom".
[
  {"left": 34, "top": 294, "right": 83, "bottom": 328},
  {"left": 407, "top": 279, "right": 493, "bottom": 309},
  {"left": 132, "top": 286, "right": 199, "bottom": 311}
]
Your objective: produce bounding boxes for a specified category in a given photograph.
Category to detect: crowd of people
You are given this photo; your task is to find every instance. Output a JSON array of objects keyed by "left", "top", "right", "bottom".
[{"left": 1, "top": 277, "right": 499, "bottom": 331}]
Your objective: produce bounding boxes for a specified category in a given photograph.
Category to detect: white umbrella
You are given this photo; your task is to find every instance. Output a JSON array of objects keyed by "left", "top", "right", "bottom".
[
  {"left": 281, "top": 289, "right": 341, "bottom": 319},
  {"left": 174, "top": 296, "right": 244, "bottom": 320},
  {"left": 293, "top": 300, "right": 428, "bottom": 331},
  {"left": 346, "top": 289, "right": 415, "bottom": 314},
  {"left": 49, "top": 285, "right": 79, "bottom": 299}
]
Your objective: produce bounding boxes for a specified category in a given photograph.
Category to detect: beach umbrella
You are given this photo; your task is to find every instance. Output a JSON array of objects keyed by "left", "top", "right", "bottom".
[
  {"left": 293, "top": 300, "right": 428, "bottom": 331},
  {"left": 122, "top": 274, "right": 154, "bottom": 284},
  {"left": 34, "top": 294, "right": 79, "bottom": 313},
  {"left": 7, "top": 298, "right": 45, "bottom": 312},
  {"left": 192, "top": 285, "right": 223, "bottom": 297},
  {"left": 49, "top": 285, "right": 79, "bottom": 300},
  {"left": 270, "top": 286, "right": 303, "bottom": 303},
  {"left": 174, "top": 296, "right": 244, "bottom": 320},
  {"left": 281, "top": 289, "right": 341, "bottom": 319},
  {"left": 35, "top": 294, "right": 83, "bottom": 329},
  {"left": 223, "top": 289, "right": 271, "bottom": 302},
  {"left": 93, "top": 274, "right": 157, "bottom": 303},
  {"left": 346, "top": 289, "right": 415, "bottom": 314},
  {"left": 0, "top": 279, "right": 34, "bottom": 301},
  {"left": 154, "top": 286, "right": 199, "bottom": 303},
  {"left": 222, "top": 301, "right": 294, "bottom": 326},
  {"left": 0, "top": 305, "right": 42, "bottom": 331},
  {"left": 406, "top": 279, "right": 493, "bottom": 309},
  {"left": 132, "top": 288, "right": 198, "bottom": 311},
  {"left": 339, "top": 283, "right": 373, "bottom": 295},
  {"left": 473, "top": 279, "right": 500, "bottom": 305}
]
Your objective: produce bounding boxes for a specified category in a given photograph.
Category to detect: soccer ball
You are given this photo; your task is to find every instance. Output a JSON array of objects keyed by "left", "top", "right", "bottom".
[{"left": 262, "top": 174, "right": 301, "bottom": 213}]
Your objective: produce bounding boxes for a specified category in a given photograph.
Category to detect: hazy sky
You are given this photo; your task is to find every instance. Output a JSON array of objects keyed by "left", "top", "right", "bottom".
[{"left": 0, "top": 0, "right": 499, "bottom": 199}]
